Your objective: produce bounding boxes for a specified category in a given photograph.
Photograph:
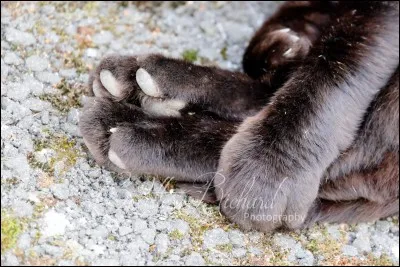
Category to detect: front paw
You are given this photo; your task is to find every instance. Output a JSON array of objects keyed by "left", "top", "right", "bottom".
[
  {"left": 89, "top": 54, "right": 188, "bottom": 118},
  {"left": 78, "top": 97, "right": 145, "bottom": 171},
  {"left": 214, "top": 113, "right": 320, "bottom": 232}
]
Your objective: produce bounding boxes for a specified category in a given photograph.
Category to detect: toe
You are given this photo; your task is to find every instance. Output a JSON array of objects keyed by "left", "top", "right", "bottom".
[
  {"left": 100, "top": 70, "right": 123, "bottom": 97},
  {"left": 136, "top": 68, "right": 162, "bottom": 97},
  {"left": 108, "top": 148, "right": 127, "bottom": 170}
]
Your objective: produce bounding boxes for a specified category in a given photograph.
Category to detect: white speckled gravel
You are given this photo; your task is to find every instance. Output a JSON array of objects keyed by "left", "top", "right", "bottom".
[{"left": 1, "top": 2, "right": 398, "bottom": 266}]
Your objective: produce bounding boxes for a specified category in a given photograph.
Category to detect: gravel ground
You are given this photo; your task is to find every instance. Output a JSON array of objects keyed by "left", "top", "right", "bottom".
[{"left": 1, "top": 1, "right": 399, "bottom": 266}]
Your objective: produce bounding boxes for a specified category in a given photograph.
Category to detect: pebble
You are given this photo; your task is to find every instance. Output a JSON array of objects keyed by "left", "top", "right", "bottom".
[
  {"left": 26, "top": 55, "right": 49, "bottom": 72},
  {"left": 185, "top": 252, "right": 206, "bottom": 266},
  {"left": 342, "top": 245, "right": 359, "bottom": 257},
  {"left": 203, "top": 228, "right": 230, "bottom": 249},
  {"left": 4, "top": 52, "right": 23, "bottom": 65},
  {"left": 5, "top": 28, "right": 36, "bottom": 46}
]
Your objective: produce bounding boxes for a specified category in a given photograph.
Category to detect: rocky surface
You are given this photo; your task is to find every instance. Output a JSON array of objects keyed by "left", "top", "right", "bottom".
[{"left": 1, "top": 1, "right": 398, "bottom": 266}]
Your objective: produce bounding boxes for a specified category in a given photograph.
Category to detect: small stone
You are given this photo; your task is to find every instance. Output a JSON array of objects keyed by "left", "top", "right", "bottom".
[
  {"left": 137, "top": 199, "right": 159, "bottom": 218},
  {"left": 13, "top": 200, "right": 33, "bottom": 218},
  {"left": 376, "top": 220, "right": 391, "bottom": 233},
  {"left": 6, "top": 28, "right": 35, "bottom": 46},
  {"left": 17, "top": 233, "right": 31, "bottom": 249},
  {"left": 119, "top": 226, "right": 133, "bottom": 236},
  {"left": 4, "top": 52, "right": 23, "bottom": 65},
  {"left": 170, "top": 219, "right": 190, "bottom": 235},
  {"left": 67, "top": 108, "right": 80, "bottom": 124},
  {"left": 25, "top": 98, "right": 51, "bottom": 112},
  {"left": 185, "top": 252, "right": 206, "bottom": 266},
  {"left": 273, "top": 235, "right": 298, "bottom": 250},
  {"left": 229, "top": 230, "right": 245, "bottom": 247},
  {"left": 342, "top": 245, "right": 358, "bottom": 257},
  {"left": 133, "top": 218, "right": 148, "bottom": 233},
  {"left": 41, "top": 210, "right": 70, "bottom": 237},
  {"left": 326, "top": 225, "right": 342, "bottom": 240},
  {"left": 93, "top": 31, "right": 114, "bottom": 45},
  {"left": 155, "top": 233, "right": 170, "bottom": 254},
  {"left": 249, "top": 247, "right": 262, "bottom": 256},
  {"left": 59, "top": 68, "right": 76, "bottom": 78},
  {"left": 26, "top": 55, "right": 49, "bottom": 72},
  {"left": 42, "top": 244, "right": 64, "bottom": 257},
  {"left": 85, "top": 48, "right": 98, "bottom": 58},
  {"left": 3, "top": 253, "right": 19, "bottom": 266},
  {"left": 141, "top": 228, "right": 156, "bottom": 245},
  {"left": 36, "top": 71, "right": 61, "bottom": 84},
  {"left": 232, "top": 248, "right": 247, "bottom": 258},
  {"left": 50, "top": 183, "right": 70, "bottom": 200},
  {"left": 203, "top": 228, "right": 230, "bottom": 249},
  {"left": 41, "top": 111, "right": 50, "bottom": 124},
  {"left": 6, "top": 82, "right": 31, "bottom": 101},
  {"left": 352, "top": 235, "right": 372, "bottom": 253}
]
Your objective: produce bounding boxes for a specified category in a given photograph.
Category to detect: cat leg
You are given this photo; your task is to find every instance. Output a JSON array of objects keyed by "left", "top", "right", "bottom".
[
  {"left": 324, "top": 68, "right": 399, "bottom": 181},
  {"left": 79, "top": 97, "right": 238, "bottom": 183},
  {"left": 213, "top": 2, "right": 399, "bottom": 232},
  {"left": 303, "top": 68, "right": 399, "bottom": 225},
  {"left": 304, "top": 152, "right": 399, "bottom": 225}
]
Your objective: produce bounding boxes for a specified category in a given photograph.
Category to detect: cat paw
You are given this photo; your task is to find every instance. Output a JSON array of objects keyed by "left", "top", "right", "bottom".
[
  {"left": 214, "top": 113, "right": 319, "bottom": 232},
  {"left": 263, "top": 28, "right": 312, "bottom": 68},
  {"left": 89, "top": 54, "right": 188, "bottom": 118},
  {"left": 243, "top": 27, "right": 312, "bottom": 78},
  {"left": 78, "top": 97, "right": 143, "bottom": 171}
]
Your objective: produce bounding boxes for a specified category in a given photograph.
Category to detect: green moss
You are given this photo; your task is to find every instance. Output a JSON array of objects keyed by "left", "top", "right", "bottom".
[
  {"left": 63, "top": 53, "right": 89, "bottom": 74},
  {"left": 305, "top": 239, "right": 318, "bottom": 253},
  {"left": 39, "top": 78, "right": 84, "bottom": 113},
  {"left": 1, "top": 177, "right": 19, "bottom": 186},
  {"left": 216, "top": 243, "right": 233, "bottom": 253},
  {"left": 169, "top": 229, "right": 185, "bottom": 240},
  {"left": 182, "top": 49, "right": 198, "bottom": 63},
  {"left": 32, "top": 21, "right": 45, "bottom": 35},
  {"left": 52, "top": 27, "right": 68, "bottom": 43},
  {"left": 1, "top": 210, "right": 24, "bottom": 253},
  {"left": 132, "top": 192, "right": 157, "bottom": 202},
  {"left": 83, "top": 2, "right": 98, "bottom": 13},
  {"left": 29, "top": 133, "right": 82, "bottom": 176},
  {"left": 220, "top": 47, "right": 228, "bottom": 60}
]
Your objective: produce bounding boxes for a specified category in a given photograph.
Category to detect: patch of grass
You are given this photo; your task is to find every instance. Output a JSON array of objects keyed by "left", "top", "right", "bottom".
[
  {"left": 39, "top": 78, "right": 84, "bottom": 113},
  {"left": 132, "top": 192, "right": 157, "bottom": 202},
  {"left": 1, "top": 177, "right": 19, "bottom": 186},
  {"left": 169, "top": 229, "right": 185, "bottom": 240},
  {"left": 216, "top": 243, "right": 233, "bottom": 253},
  {"left": 1, "top": 210, "right": 24, "bottom": 253},
  {"left": 52, "top": 27, "right": 68, "bottom": 43},
  {"left": 220, "top": 46, "right": 228, "bottom": 60},
  {"left": 28, "top": 133, "right": 82, "bottom": 177},
  {"left": 173, "top": 207, "right": 231, "bottom": 252},
  {"left": 182, "top": 49, "right": 199, "bottom": 63},
  {"left": 32, "top": 21, "right": 45, "bottom": 35},
  {"left": 63, "top": 52, "right": 89, "bottom": 74},
  {"left": 108, "top": 235, "right": 116, "bottom": 241},
  {"left": 83, "top": 2, "right": 98, "bottom": 13}
]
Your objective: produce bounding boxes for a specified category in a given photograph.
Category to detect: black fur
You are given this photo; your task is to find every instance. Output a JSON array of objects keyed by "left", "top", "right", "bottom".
[{"left": 79, "top": 1, "right": 399, "bottom": 232}]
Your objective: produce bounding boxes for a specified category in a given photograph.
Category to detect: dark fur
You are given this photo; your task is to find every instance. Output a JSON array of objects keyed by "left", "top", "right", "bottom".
[{"left": 79, "top": 1, "right": 399, "bottom": 232}]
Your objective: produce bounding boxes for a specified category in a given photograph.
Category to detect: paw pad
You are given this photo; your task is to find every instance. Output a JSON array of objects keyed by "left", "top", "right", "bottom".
[{"left": 100, "top": 70, "right": 123, "bottom": 97}]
